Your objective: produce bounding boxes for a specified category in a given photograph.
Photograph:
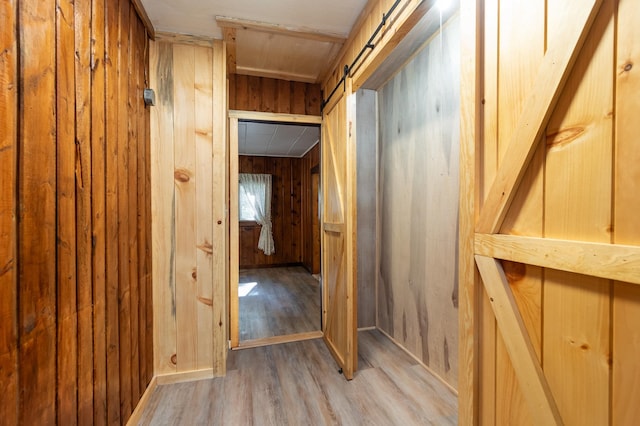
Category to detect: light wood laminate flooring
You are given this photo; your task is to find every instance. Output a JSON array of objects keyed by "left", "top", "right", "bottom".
[
  {"left": 137, "top": 330, "right": 458, "bottom": 425},
  {"left": 239, "top": 266, "right": 321, "bottom": 341}
]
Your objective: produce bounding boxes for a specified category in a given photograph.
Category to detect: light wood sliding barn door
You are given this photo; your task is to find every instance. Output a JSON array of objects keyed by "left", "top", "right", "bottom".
[
  {"left": 459, "top": 0, "right": 640, "bottom": 424},
  {"left": 321, "top": 82, "right": 358, "bottom": 380}
]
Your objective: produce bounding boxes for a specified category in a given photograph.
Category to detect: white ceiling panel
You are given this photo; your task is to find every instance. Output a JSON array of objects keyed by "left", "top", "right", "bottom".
[
  {"left": 141, "top": 0, "right": 367, "bottom": 40},
  {"left": 239, "top": 122, "right": 319, "bottom": 158}
]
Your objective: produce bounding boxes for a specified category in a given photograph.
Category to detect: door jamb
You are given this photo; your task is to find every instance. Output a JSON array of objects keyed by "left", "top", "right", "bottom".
[{"left": 227, "top": 110, "right": 323, "bottom": 349}]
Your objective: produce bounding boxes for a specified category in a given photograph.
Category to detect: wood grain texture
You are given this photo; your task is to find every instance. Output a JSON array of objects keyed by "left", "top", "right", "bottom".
[
  {"left": 117, "top": 0, "right": 133, "bottom": 418},
  {"left": 0, "top": 0, "right": 18, "bottom": 423},
  {"left": 475, "top": 234, "right": 640, "bottom": 285},
  {"left": 301, "top": 144, "right": 321, "bottom": 274},
  {"left": 195, "top": 46, "right": 214, "bottom": 370},
  {"left": 3, "top": 1, "right": 152, "bottom": 424},
  {"left": 355, "top": 89, "right": 376, "bottom": 329},
  {"left": 543, "top": 1, "right": 614, "bottom": 424},
  {"left": 377, "top": 16, "right": 460, "bottom": 388},
  {"left": 320, "top": 76, "right": 359, "bottom": 380},
  {"left": 494, "top": 0, "right": 545, "bottom": 422},
  {"left": 74, "top": 0, "right": 94, "bottom": 422},
  {"left": 173, "top": 43, "right": 198, "bottom": 372},
  {"left": 238, "top": 267, "right": 320, "bottom": 341},
  {"left": 151, "top": 40, "right": 227, "bottom": 377},
  {"left": 612, "top": 0, "right": 640, "bottom": 423},
  {"left": 467, "top": 0, "right": 640, "bottom": 423},
  {"left": 137, "top": 330, "right": 457, "bottom": 425},
  {"left": 18, "top": 1, "right": 58, "bottom": 423},
  {"left": 476, "top": 0, "right": 603, "bottom": 234},
  {"left": 238, "top": 155, "right": 304, "bottom": 267},
  {"left": 10, "top": 0, "right": 148, "bottom": 424},
  {"left": 150, "top": 40, "right": 178, "bottom": 375},
  {"left": 229, "top": 116, "right": 240, "bottom": 348},
  {"left": 105, "top": 0, "right": 122, "bottom": 422},
  {"left": 229, "top": 74, "right": 321, "bottom": 115},
  {"left": 478, "top": 0, "right": 498, "bottom": 421},
  {"left": 128, "top": 6, "right": 141, "bottom": 406},
  {"left": 90, "top": 0, "right": 107, "bottom": 423},
  {"left": 56, "top": 0, "right": 80, "bottom": 422},
  {"left": 458, "top": 0, "right": 480, "bottom": 423},
  {"left": 475, "top": 256, "right": 562, "bottom": 425}
]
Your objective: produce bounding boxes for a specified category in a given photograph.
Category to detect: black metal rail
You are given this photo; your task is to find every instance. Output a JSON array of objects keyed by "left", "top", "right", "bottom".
[{"left": 321, "top": 0, "right": 403, "bottom": 112}]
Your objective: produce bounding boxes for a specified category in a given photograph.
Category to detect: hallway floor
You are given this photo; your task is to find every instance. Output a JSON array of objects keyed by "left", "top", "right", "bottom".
[
  {"left": 137, "top": 330, "right": 458, "bottom": 425},
  {"left": 239, "top": 266, "right": 321, "bottom": 341}
]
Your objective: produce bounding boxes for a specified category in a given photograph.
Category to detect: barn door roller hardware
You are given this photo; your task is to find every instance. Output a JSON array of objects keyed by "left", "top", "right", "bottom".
[{"left": 321, "top": 0, "right": 402, "bottom": 112}]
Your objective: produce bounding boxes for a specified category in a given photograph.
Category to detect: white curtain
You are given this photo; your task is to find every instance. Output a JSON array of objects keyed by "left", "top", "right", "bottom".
[{"left": 239, "top": 173, "right": 275, "bottom": 255}]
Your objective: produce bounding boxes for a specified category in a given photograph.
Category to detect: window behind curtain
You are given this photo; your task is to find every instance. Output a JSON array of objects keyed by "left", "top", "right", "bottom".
[{"left": 239, "top": 183, "right": 259, "bottom": 221}]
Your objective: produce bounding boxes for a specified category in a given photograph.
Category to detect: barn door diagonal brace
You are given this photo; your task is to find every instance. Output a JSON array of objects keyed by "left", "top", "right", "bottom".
[
  {"left": 475, "top": 255, "right": 564, "bottom": 426},
  {"left": 476, "top": 0, "right": 603, "bottom": 234}
]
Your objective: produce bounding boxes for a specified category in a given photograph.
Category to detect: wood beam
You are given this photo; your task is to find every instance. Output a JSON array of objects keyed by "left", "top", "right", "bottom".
[
  {"left": 475, "top": 234, "right": 640, "bottom": 285},
  {"left": 228, "top": 110, "right": 322, "bottom": 124},
  {"left": 155, "top": 32, "right": 214, "bottom": 48},
  {"left": 475, "top": 255, "right": 563, "bottom": 426},
  {"left": 234, "top": 65, "right": 318, "bottom": 84},
  {"left": 458, "top": 0, "right": 481, "bottom": 423},
  {"left": 131, "top": 0, "right": 156, "bottom": 39},
  {"left": 222, "top": 27, "right": 237, "bottom": 75},
  {"left": 215, "top": 16, "right": 346, "bottom": 44},
  {"left": 351, "top": 0, "right": 436, "bottom": 91},
  {"left": 475, "top": 0, "right": 603, "bottom": 234}
]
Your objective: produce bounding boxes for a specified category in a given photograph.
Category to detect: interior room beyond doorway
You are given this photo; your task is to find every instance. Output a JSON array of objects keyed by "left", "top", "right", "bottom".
[{"left": 229, "top": 112, "right": 323, "bottom": 349}]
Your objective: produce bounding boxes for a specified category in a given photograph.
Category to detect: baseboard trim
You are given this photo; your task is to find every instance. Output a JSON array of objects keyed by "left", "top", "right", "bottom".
[
  {"left": 156, "top": 368, "right": 216, "bottom": 385},
  {"left": 234, "top": 330, "right": 323, "bottom": 350},
  {"left": 375, "top": 327, "right": 458, "bottom": 396},
  {"left": 126, "top": 375, "right": 158, "bottom": 426}
]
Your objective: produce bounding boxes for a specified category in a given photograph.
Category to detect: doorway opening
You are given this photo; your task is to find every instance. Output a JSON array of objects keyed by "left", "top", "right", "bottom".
[{"left": 229, "top": 111, "right": 323, "bottom": 349}]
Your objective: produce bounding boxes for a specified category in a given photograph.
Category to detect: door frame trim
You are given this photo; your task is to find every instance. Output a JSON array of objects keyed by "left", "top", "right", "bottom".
[{"left": 228, "top": 110, "right": 322, "bottom": 348}]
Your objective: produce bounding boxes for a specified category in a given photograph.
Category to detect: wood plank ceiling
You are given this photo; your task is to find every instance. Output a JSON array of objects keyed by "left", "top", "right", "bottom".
[{"left": 141, "top": 0, "right": 369, "bottom": 83}]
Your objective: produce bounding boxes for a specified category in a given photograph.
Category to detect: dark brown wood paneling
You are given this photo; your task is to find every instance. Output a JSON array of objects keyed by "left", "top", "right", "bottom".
[
  {"left": 128, "top": 4, "right": 140, "bottom": 407},
  {"left": 301, "top": 144, "right": 321, "bottom": 273},
  {"left": 75, "top": 0, "right": 95, "bottom": 423},
  {"left": 90, "top": 0, "right": 108, "bottom": 423},
  {"left": 239, "top": 155, "right": 304, "bottom": 268},
  {"left": 229, "top": 74, "right": 322, "bottom": 115},
  {"left": 18, "top": 1, "right": 58, "bottom": 423},
  {"left": 2, "top": 1, "right": 152, "bottom": 424},
  {"left": 56, "top": 0, "right": 80, "bottom": 423},
  {"left": 117, "top": 0, "right": 133, "bottom": 418},
  {"left": 105, "top": 0, "right": 122, "bottom": 422},
  {"left": 0, "top": 0, "right": 18, "bottom": 424}
]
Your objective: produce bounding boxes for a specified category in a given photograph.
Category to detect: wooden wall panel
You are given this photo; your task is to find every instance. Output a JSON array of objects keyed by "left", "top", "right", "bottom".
[
  {"left": 105, "top": 0, "right": 122, "bottom": 421},
  {"left": 377, "top": 16, "right": 460, "bottom": 388},
  {"left": 0, "top": 1, "right": 18, "bottom": 424},
  {"left": 0, "top": 1, "right": 153, "bottom": 424},
  {"left": 466, "top": 0, "right": 640, "bottom": 423},
  {"left": 301, "top": 144, "right": 321, "bottom": 274},
  {"left": 322, "top": 0, "right": 427, "bottom": 93},
  {"left": 194, "top": 46, "right": 215, "bottom": 370},
  {"left": 356, "top": 89, "right": 377, "bottom": 329},
  {"left": 238, "top": 155, "right": 305, "bottom": 268},
  {"left": 173, "top": 44, "right": 199, "bottom": 372},
  {"left": 493, "top": 0, "right": 545, "bottom": 424},
  {"left": 57, "top": 0, "right": 80, "bottom": 422},
  {"left": 543, "top": 2, "right": 613, "bottom": 424},
  {"left": 612, "top": 0, "right": 640, "bottom": 423},
  {"left": 75, "top": 0, "right": 94, "bottom": 422},
  {"left": 229, "top": 74, "right": 322, "bottom": 115},
  {"left": 150, "top": 40, "right": 227, "bottom": 378},
  {"left": 90, "top": 1, "right": 108, "bottom": 423},
  {"left": 117, "top": 0, "right": 133, "bottom": 417},
  {"left": 18, "top": 1, "right": 58, "bottom": 423}
]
